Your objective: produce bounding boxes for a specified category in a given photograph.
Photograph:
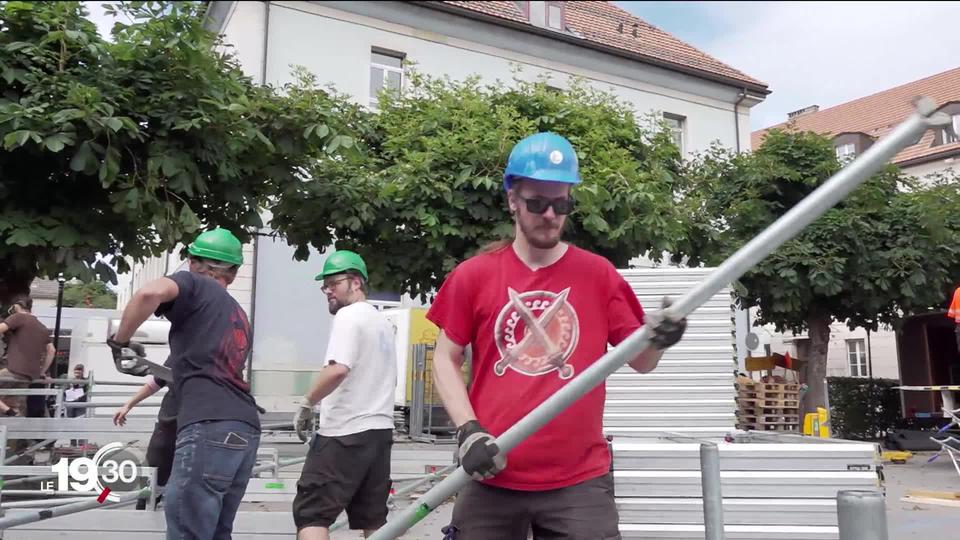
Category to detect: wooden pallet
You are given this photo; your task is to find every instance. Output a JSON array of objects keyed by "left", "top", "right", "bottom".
[
  {"left": 738, "top": 409, "right": 800, "bottom": 419},
  {"left": 738, "top": 422, "right": 800, "bottom": 432},
  {"left": 737, "top": 397, "right": 800, "bottom": 408},
  {"left": 738, "top": 415, "right": 800, "bottom": 424}
]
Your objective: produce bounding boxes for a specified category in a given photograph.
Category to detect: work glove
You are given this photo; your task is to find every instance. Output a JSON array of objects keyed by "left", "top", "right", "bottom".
[
  {"left": 293, "top": 401, "right": 317, "bottom": 443},
  {"left": 645, "top": 296, "right": 687, "bottom": 350},
  {"left": 107, "top": 335, "right": 149, "bottom": 376},
  {"left": 456, "top": 420, "right": 506, "bottom": 481}
]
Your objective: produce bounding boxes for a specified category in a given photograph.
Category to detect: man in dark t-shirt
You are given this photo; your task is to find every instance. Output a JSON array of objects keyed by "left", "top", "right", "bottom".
[
  {"left": 0, "top": 295, "right": 55, "bottom": 417},
  {"left": 108, "top": 228, "right": 260, "bottom": 539}
]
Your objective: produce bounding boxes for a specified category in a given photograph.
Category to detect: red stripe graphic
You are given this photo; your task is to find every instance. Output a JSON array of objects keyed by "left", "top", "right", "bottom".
[{"left": 97, "top": 488, "right": 111, "bottom": 503}]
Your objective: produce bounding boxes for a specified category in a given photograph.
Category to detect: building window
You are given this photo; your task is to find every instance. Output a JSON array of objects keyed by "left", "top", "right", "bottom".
[
  {"left": 847, "top": 339, "right": 868, "bottom": 378},
  {"left": 835, "top": 143, "right": 856, "bottom": 161},
  {"left": 369, "top": 48, "right": 404, "bottom": 108},
  {"left": 547, "top": 1, "right": 564, "bottom": 30},
  {"left": 663, "top": 114, "right": 685, "bottom": 154},
  {"left": 941, "top": 114, "right": 960, "bottom": 145},
  {"left": 521, "top": 1, "right": 564, "bottom": 31}
]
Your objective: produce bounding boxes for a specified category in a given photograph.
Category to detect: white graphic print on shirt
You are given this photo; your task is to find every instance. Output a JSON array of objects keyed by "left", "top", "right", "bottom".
[{"left": 493, "top": 287, "right": 580, "bottom": 379}]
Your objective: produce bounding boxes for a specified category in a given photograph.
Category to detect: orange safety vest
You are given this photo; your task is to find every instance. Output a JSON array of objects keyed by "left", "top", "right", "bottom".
[{"left": 949, "top": 287, "right": 960, "bottom": 323}]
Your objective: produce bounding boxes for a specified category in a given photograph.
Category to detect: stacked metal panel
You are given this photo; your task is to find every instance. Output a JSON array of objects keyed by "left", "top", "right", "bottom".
[
  {"left": 607, "top": 268, "right": 737, "bottom": 439},
  {"left": 609, "top": 268, "right": 882, "bottom": 540}
]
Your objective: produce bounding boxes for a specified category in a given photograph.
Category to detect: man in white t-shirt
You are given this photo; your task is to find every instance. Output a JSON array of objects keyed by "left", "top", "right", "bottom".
[{"left": 292, "top": 251, "right": 398, "bottom": 540}]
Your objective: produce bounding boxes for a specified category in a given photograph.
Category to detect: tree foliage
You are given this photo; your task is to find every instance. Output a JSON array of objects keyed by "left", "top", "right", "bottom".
[
  {"left": 62, "top": 280, "right": 117, "bottom": 309},
  {"left": 0, "top": 1, "right": 350, "bottom": 304},
  {"left": 683, "top": 128, "right": 960, "bottom": 411},
  {"left": 270, "top": 70, "right": 689, "bottom": 301}
]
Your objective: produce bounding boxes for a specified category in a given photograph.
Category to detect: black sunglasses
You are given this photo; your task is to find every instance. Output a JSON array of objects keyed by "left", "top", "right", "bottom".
[{"left": 517, "top": 195, "right": 575, "bottom": 215}]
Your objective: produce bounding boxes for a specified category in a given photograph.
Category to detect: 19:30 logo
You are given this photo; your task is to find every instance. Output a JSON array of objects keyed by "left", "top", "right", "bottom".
[{"left": 51, "top": 442, "right": 141, "bottom": 502}]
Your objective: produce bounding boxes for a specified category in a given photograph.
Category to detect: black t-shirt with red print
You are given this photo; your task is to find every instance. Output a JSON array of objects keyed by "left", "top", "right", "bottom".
[{"left": 156, "top": 271, "right": 260, "bottom": 431}]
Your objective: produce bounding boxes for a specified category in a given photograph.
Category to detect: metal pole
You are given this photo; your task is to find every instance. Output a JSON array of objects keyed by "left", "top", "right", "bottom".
[
  {"left": 52, "top": 273, "right": 65, "bottom": 377},
  {"left": 837, "top": 490, "right": 888, "bottom": 540},
  {"left": 2, "top": 475, "right": 57, "bottom": 489},
  {"left": 0, "top": 378, "right": 141, "bottom": 386},
  {"left": 700, "top": 443, "right": 724, "bottom": 540},
  {"left": 3, "top": 440, "right": 57, "bottom": 465},
  {"left": 0, "top": 487, "right": 149, "bottom": 529},
  {"left": 250, "top": 456, "right": 306, "bottom": 476},
  {"left": 366, "top": 98, "right": 946, "bottom": 540},
  {"left": 330, "top": 464, "right": 457, "bottom": 533}
]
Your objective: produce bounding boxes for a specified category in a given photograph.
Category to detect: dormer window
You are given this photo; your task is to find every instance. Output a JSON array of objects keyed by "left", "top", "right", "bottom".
[
  {"left": 516, "top": 1, "right": 565, "bottom": 31},
  {"left": 933, "top": 103, "right": 960, "bottom": 146},
  {"left": 547, "top": 2, "right": 564, "bottom": 30},
  {"left": 835, "top": 143, "right": 856, "bottom": 161},
  {"left": 941, "top": 114, "right": 960, "bottom": 145}
]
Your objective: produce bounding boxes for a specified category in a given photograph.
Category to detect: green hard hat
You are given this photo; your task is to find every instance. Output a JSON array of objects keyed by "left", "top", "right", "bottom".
[
  {"left": 315, "top": 250, "right": 368, "bottom": 281},
  {"left": 187, "top": 227, "right": 243, "bottom": 266}
]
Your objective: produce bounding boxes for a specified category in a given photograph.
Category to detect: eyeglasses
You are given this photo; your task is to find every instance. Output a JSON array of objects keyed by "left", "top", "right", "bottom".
[
  {"left": 321, "top": 276, "right": 351, "bottom": 293},
  {"left": 516, "top": 195, "right": 575, "bottom": 215}
]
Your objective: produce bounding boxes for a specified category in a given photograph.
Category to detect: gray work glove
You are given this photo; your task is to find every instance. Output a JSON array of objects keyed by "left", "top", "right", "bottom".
[
  {"left": 457, "top": 420, "right": 506, "bottom": 481},
  {"left": 645, "top": 296, "right": 687, "bottom": 350},
  {"left": 293, "top": 402, "right": 317, "bottom": 443},
  {"left": 107, "top": 335, "right": 149, "bottom": 376}
]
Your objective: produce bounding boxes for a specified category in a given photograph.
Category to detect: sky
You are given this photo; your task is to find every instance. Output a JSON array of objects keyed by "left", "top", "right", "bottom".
[{"left": 617, "top": 1, "right": 960, "bottom": 131}]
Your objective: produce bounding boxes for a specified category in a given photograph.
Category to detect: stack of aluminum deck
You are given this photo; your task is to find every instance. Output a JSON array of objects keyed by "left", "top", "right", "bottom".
[{"left": 608, "top": 268, "right": 881, "bottom": 540}]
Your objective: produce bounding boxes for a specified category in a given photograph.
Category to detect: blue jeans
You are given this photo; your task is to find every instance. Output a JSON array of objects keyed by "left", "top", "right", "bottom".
[{"left": 164, "top": 420, "right": 261, "bottom": 540}]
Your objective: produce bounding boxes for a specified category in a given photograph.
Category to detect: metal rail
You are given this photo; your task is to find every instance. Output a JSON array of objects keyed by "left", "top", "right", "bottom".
[
  {"left": 368, "top": 97, "right": 948, "bottom": 540},
  {"left": 0, "top": 488, "right": 150, "bottom": 529}
]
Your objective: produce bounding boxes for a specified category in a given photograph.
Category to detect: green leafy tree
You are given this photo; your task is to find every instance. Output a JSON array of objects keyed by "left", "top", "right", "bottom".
[
  {"left": 270, "top": 70, "right": 689, "bottom": 301},
  {"left": 62, "top": 280, "right": 117, "bottom": 309},
  {"left": 682, "top": 129, "right": 960, "bottom": 414},
  {"left": 0, "top": 1, "right": 351, "bottom": 304}
]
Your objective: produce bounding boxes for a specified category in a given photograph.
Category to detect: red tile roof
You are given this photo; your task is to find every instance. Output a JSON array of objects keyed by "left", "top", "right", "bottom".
[
  {"left": 752, "top": 67, "right": 960, "bottom": 166},
  {"left": 429, "top": 1, "right": 768, "bottom": 92}
]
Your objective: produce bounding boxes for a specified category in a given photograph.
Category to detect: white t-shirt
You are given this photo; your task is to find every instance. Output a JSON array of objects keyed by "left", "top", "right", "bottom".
[{"left": 317, "top": 301, "right": 398, "bottom": 437}]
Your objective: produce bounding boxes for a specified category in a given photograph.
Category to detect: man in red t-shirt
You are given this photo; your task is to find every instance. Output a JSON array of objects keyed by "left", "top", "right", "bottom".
[{"left": 427, "top": 132, "right": 687, "bottom": 539}]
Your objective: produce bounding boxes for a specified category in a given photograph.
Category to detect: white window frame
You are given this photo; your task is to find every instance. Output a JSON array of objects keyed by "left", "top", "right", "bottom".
[
  {"left": 847, "top": 339, "right": 868, "bottom": 378},
  {"left": 941, "top": 114, "right": 960, "bottom": 145},
  {"left": 546, "top": 1, "right": 564, "bottom": 30},
  {"left": 369, "top": 49, "right": 404, "bottom": 109},
  {"left": 663, "top": 113, "right": 685, "bottom": 155},
  {"left": 835, "top": 143, "right": 856, "bottom": 161}
]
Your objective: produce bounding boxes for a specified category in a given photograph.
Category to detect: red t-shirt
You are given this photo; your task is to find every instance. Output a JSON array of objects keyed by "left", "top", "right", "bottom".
[{"left": 426, "top": 243, "right": 645, "bottom": 491}]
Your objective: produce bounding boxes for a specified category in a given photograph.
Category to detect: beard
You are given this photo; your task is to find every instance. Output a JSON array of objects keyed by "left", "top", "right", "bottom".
[
  {"left": 328, "top": 297, "right": 343, "bottom": 315},
  {"left": 518, "top": 218, "right": 563, "bottom": 249}
]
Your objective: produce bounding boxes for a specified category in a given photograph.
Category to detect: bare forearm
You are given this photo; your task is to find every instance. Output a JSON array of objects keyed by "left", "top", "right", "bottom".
[
  {"left": 433, "top": 354, "right": 476, "bottom": 427},
  {"left": 304, "top": 366, "right": 347, "bottom": 405},
  {"left": 114, "top": 278, "right": 178, "bottom": 342},
  {"left": 125, "top": 383, "right": 159, "bottom": 409},
  {"left": 42, "top": 345, "right": 55, "bottom": 372},
  {"left": 628, "top": 347, "right": 664, "bottom": 373},
  {"left": 114, "top": 294, "right": 161, "bottom": 343}
]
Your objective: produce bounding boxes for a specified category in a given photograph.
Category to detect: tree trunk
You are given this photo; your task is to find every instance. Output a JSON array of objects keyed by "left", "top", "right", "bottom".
[{"left": 802, "top": 313, "right": 832, "bottom": 418}]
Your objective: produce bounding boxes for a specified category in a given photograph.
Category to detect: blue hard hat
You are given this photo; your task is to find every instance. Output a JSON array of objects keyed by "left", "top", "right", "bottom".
[{"left": 503, "top": 132, "right": 581, "bottom": 191}]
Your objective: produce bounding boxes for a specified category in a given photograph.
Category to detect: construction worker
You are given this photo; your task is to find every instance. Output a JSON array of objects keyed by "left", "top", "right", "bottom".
[
  {"left": 113, "top": 362, "right": 178, "bottom": 508},
  {"left": 291, "top": 251, "right": 398, "bottom": 540},
  {"left": 427, "top": 132, "right": 687, "bottom": 539},
  {"left": 0, "top": 295, "right": 55, "bottom": 417},
  {"left": 109, "top": 227, "right": 260, "bottom": 539}
]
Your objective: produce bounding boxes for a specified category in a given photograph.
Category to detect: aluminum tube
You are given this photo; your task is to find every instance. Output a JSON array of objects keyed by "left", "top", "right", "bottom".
[
  {"left": 837, "top": 490, "right": 888, "bottom": 540},
  {"left": 700, "top": 443, "right": 724, "bottom": 540}
]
